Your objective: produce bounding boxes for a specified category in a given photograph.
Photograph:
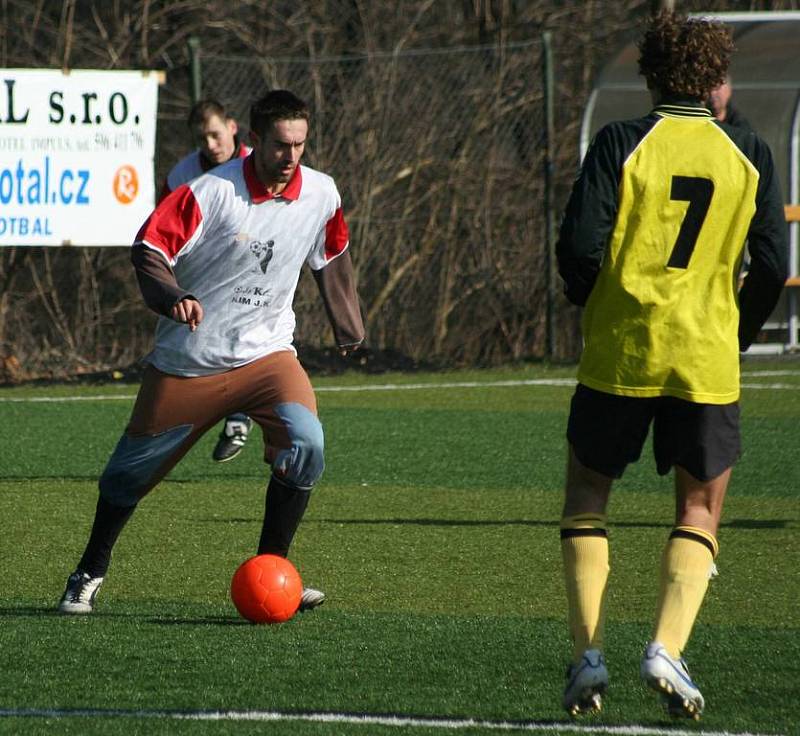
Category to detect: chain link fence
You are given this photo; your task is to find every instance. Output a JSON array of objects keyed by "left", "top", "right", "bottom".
[
  {"left": 1, "top": 38, "right": 583, "bottom": 382},
  {"left": 196, "top": 40, "right": 576, "bottom": 365}
]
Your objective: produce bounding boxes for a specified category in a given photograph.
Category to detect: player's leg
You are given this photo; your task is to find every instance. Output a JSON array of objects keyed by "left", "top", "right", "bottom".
[
  {"left": 561, "top": 385, "right": 653, "bottom": 715},
  {"left": 257, "top": 402, "right": 323, "bottom": 558},
  {"left": 641, "top": 399, "right": 739, "bottom": 719},
  {"left": 561, "top": 447, "right": 612, "bottom": 716},
  {"left": 58, "top": 367, "right": 226, "bottom": 614},
  {"left": 562, "top": 447, "right": 612, "bottom": 657},
  {"left": 232, "top": 351, "right": 326, "bottom": 610},
  {"left": 212, "top": 412, "right": 254, "bottom": 463},
  {"left": 659, "top": 466, "right": 728, "bottom": 655}
]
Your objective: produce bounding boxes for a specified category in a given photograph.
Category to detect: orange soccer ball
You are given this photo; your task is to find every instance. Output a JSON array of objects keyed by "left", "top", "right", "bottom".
[{"left": 230, "top": 554, "right": 302, "bottom": 624}]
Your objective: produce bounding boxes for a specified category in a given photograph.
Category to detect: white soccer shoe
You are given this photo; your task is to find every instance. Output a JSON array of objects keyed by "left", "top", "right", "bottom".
[
  {"left": 563, "top": 648, "right": 608, "bottom": 716},
  {"left": 640, "top": 641, "right": 704, "bottom": 720},
  {"left": 58, "top": 570, "right": 104, "bottom": 614},
  {"left": 298, "top": 586, "right": 326, "bottom": 612}
]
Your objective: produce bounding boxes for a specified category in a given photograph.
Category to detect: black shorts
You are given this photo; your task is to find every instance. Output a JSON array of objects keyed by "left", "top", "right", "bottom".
[{"left": 567, "top": 384, "right": 740, "bottom": 481}]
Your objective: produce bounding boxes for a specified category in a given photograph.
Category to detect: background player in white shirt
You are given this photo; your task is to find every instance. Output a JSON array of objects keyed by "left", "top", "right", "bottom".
[
  {"left": 161, "top": 98, "right": 251, "bottom": 199},
  {"left": 161, "top": 99, "right": 256, "bottom": 463},
  {"left": 58, "top": 90, "right": 365, "bottom": 615}
]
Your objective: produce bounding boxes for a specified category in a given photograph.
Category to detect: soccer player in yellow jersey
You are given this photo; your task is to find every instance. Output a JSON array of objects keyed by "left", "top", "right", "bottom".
[{"left": 556, "top": 12, "right": 788, "bottom": 720}]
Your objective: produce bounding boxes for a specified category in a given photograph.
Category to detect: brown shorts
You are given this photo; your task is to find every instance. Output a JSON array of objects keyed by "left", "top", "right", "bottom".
[
  {"left": 129, "top": 350, "right": 316, "bottom": 452},
  {"left": 100, "top": 350, "right": 319, "bottom": 504}
]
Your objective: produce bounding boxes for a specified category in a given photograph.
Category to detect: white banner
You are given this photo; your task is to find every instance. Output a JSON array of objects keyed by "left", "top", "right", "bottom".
[{"left": 0, "top": 69, "right": 159, "bottom": 246}]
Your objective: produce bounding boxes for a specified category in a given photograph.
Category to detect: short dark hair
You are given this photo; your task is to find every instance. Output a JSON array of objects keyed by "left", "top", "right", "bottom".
[
  {"left": 187, "top": 99, "right": 231, "bottom": 127},
  {"left": 249, "top": 90, "right": 310, "bottom": 138},
  {"left": 638, "top": 12, "right": 734, "bottom": 100}
]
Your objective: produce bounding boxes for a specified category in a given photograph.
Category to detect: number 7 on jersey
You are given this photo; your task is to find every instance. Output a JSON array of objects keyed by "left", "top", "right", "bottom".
[{"left": 667, "top": 175, "right": 714, "bottom": 269}]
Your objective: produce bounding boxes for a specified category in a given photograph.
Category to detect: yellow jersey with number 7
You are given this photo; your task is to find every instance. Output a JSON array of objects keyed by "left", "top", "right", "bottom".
[{"left": 557, "top": 103, "right": 788, "bottom": 405}]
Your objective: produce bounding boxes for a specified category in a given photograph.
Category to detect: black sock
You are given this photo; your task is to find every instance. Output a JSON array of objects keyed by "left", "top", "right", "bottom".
[
  {"left": 77, "top": 496, "right": 137, "bottom": 578},
  {"left": 257, "top": 475, "right": 311, "bottom": 557}
]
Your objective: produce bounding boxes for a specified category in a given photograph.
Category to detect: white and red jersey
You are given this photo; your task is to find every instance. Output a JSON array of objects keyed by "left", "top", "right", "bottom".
[
  {"left": 134, "top": 154, "right": 361, "bottom": 376},
  {"left": 159, "top": 142, "right": 251, "bottom": 202}
]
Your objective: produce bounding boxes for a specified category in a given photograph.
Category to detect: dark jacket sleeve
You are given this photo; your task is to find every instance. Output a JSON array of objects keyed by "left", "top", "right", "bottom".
[
  {"left": 738, "top": 138, "right": 789, "bottom": 351},
  {"left": 555, "top": 124, "right": 628, "bottom": 306},
  {"left": 156, "top": 178, "right": 171, "bottom": 205},
  {"left": 131, "top": 244, "right": 195, "bottom": 317},
  {"left": 312, "top": 249, "right": 366, "bottom": 349}
]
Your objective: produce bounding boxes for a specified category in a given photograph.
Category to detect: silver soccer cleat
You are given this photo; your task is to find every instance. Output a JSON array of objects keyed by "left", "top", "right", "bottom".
[
  {"left": 563, "top": 648, "right": 608, "bottom": 716},
  {"left": 298, "top": 586, "right": 326, "bottom": 612},
  {"left": 640, "top": 641, "right": 704, "bottom": 720}
]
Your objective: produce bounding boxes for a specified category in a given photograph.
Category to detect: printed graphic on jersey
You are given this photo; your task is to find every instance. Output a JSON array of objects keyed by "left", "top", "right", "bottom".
[{"left": 250, "top": 239, "right": 274, "bottom": 274}]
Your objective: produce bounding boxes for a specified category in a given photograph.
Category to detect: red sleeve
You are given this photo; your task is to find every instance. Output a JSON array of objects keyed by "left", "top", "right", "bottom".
[
  {"left": 324, "top": 206, "right": 349, "bottom": 261},
  {"left": 135, "top": 184, "right": 203, "bottom": 263}
]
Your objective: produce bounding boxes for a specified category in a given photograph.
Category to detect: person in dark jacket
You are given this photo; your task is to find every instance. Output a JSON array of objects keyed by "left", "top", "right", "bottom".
[{"left": 709, "top": 75, "right": 754, "bottom": 132}]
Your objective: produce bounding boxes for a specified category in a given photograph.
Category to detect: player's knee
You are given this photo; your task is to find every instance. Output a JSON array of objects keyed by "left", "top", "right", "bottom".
[
  {"left": 99, "top": 424, "right": 193, "bottom": 506},
  {"left": 272, "top": 403, "right": 324, "bottom": 488},
  {"left": 273, "top": 429, "right": 325, "bottom": 488}
]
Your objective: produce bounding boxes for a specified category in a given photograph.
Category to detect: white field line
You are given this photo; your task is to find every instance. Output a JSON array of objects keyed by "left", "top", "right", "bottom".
[
  {"left": 0, "top": 393, "right": 138, "bottom": 402},
  {"left": 0, "top": 374, "right": 798, "bottom": 403},
  {"left": 741, "top": 370, "right": 800, "bottom": 376},
  {"left": 741, "top": 382, "right": 800, "bottom": 389},
  {"left": 0, "top": 707, "right": 785, "bottom": 736}
]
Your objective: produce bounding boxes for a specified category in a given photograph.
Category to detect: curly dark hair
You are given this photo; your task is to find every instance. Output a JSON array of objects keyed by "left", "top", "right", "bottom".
[{"left": 638, "top": 12, "right": 734, "bottom": 100}]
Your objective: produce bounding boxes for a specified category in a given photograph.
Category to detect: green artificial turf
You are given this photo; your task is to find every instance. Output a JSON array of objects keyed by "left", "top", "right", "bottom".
[{"left": 1, "top": 362, "right": 797, "bottom": 735}]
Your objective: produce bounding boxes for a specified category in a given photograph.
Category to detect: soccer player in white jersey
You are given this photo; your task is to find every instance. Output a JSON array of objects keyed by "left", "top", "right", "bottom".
[
  {"left": 162, "top": 99, "right": 256, "bottom": 463},
  {"left": 160, "top": 98, "right": 250, "bottom": 200},
  {"left": 58, "top": 90, "right": 365, "bottom": 615}
]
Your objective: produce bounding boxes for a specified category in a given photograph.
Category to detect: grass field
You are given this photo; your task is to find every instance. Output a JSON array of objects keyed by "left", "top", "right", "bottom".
[{"left": 1, "top": 361, "right": 798, "bottom": 736}]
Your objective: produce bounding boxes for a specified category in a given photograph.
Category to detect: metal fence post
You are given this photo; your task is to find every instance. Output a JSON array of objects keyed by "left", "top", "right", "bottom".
[
  {"left": 187, "top": 36, "right": 202, "bottom": 104},
  {"left": 542, "top": 32, "right": 557, "bottom": 360},
  {"left": 651, "top": 0, "right": 675, "bottom": 12}
]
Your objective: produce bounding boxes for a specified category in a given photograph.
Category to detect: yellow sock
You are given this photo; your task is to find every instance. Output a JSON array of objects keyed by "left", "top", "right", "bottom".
[
  {"left": 653, "top": 526, "right": 718, "bottom": 658},
  {"left": 560, "top": 514, "right": 609, "bottom": 664}
]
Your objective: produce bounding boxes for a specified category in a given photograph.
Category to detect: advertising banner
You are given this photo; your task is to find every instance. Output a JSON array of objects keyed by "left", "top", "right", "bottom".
[{"left": 0, "top": 69, "right": 159, "bottom": 246}]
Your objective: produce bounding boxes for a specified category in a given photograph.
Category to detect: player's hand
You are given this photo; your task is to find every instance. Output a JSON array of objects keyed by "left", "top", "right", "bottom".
[{"left": 171, "top": 298, "right": 204, "bottom": 331}]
